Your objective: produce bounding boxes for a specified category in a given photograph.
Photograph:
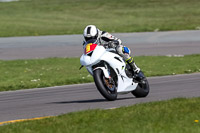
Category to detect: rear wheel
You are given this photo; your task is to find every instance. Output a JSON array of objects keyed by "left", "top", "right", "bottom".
[
  {"left": 132, "top": 72, "right": 150, "bottom": 97},
  {"left": 93, "top": 69, "right": 117, "bottom": 101}
]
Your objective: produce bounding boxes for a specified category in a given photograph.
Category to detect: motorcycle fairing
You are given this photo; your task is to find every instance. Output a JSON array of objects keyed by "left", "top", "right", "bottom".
[
  {"left": 80, "top": 45, "right": 138, "bottom": 93},
  {"left": 100, "top": 50, "right": 138, "bottom": 93},
  {"left": 80, "top": 45, "right": 105, "bottom": 67}
]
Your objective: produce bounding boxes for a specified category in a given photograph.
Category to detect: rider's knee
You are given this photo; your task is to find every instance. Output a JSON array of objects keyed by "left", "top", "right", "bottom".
[{"left": 116, "top": 45, "right": 131, "bottom": 58}]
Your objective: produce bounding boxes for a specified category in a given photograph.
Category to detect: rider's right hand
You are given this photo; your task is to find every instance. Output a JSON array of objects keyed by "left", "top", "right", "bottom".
[{"left": 108, "top": 41, "right": 115, "bottom": 48}]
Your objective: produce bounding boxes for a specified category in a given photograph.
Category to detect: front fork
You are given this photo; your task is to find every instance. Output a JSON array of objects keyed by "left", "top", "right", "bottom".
[
  {"left": 93, "top": 63, "right": 115, "bottom": 84},
  {"left": 93, "top": 67, "right": 110, "bottom": 79}
]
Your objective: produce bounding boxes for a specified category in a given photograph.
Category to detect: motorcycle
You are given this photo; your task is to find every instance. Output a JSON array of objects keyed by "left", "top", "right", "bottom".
[{"left": 80, "top": 39, "right": 150, "bottom": 101}]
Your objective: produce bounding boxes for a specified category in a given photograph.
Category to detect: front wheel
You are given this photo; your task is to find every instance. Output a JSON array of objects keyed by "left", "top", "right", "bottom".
[{"left": 93, "top": 69, "right": 117, "bottom": 101}]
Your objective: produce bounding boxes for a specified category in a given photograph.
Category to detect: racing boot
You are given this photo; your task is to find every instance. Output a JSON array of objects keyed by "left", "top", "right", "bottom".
[{"left": 126, "top": 57, "right": 140, "bottom": 73}]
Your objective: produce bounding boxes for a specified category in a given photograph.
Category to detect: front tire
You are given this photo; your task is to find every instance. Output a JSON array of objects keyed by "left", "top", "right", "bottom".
[{"left": 93, "top": 69, "right": 117, "bottom": 101}]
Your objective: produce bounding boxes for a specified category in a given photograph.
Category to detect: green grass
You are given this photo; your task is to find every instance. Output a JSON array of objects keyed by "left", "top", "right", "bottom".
[
  {"left": 1, "top": 97, "right": 200, "bottom": 133},
  {"left": 0, "top": 54, "right": 200, "bottom": 92},
  {"left": 0, "top": 0, "right": 200, "bottom": 37}
]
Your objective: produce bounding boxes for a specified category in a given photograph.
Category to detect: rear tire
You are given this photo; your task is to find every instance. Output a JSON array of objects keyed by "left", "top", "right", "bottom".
[
  {"left": 132, "top": 77, "right": 150, "bottom": 98},
  {"left": 93, "top": 69, "right": 117, "bottom": 101}
]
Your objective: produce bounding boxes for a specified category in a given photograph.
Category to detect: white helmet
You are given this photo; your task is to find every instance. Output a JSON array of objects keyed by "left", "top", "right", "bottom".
[{"left": 83, "top": 25, "right": 99, "bottom": 41}]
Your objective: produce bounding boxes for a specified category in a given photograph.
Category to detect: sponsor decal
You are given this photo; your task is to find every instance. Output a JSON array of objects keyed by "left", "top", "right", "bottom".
[{"left": 85, "top": 43, "right": 97, "bottom": 54}]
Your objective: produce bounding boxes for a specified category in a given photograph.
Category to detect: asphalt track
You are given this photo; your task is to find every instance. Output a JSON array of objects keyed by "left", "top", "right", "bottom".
[
  {"left": 0, "top": 73, "right": 200, "bottom": 122},
  {"left": 0, "top": 30, "right": 200, "bottom": 60},
  {"left": 0, "top": 30, "right": 200, "bottom": 123}
]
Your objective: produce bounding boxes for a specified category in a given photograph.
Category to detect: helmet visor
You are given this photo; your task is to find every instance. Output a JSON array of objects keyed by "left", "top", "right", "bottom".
[{"left": 85, "top": 36, "right": 97, "bottom": 41}]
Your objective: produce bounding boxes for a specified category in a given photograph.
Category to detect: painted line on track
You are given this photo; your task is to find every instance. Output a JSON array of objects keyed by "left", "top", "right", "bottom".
[{"left": 0, "top": 116, "right": 52, "bottom": 126}]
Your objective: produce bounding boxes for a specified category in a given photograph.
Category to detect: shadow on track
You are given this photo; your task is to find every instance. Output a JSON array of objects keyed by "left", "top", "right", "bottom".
[{"left": 49, "top": 97, "right": 135, "bottom": 104}]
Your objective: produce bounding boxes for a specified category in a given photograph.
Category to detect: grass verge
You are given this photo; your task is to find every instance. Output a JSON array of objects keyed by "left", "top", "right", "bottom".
[
  {"left": 0, "top": 0, "right": 200, "bottom": 37},
  {"left": 0, "top": 97, "right": 200, "bottom": 133},
  {"left": 0, "top": 54, "right": 200, "bottom": 92}
]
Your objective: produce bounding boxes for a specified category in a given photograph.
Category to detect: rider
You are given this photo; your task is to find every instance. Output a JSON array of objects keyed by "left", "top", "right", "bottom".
[{"left": 83, "top": 25, "right": 141, "bottom": 74}]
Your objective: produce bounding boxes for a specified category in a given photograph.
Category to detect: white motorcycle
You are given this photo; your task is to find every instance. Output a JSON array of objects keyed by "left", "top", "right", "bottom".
[{"left": 80, "top": 39, "right": 149, "bottom": 101}]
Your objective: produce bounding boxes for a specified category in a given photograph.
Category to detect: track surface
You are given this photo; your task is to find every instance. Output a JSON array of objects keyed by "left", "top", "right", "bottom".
[
  {"left": 0, "top": 30, "right": 200, "bottom": 122},
  {"left": 0, "top": 73, "right": 200, "bottom": 122},
  {"left": 0, "top": 30, "right": 200, "bottom": 60}
]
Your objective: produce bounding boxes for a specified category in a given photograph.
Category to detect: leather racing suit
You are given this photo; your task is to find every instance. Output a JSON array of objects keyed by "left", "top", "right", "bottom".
[{"left": 83, "top": 30, "right": 140, "bottom": 73}]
